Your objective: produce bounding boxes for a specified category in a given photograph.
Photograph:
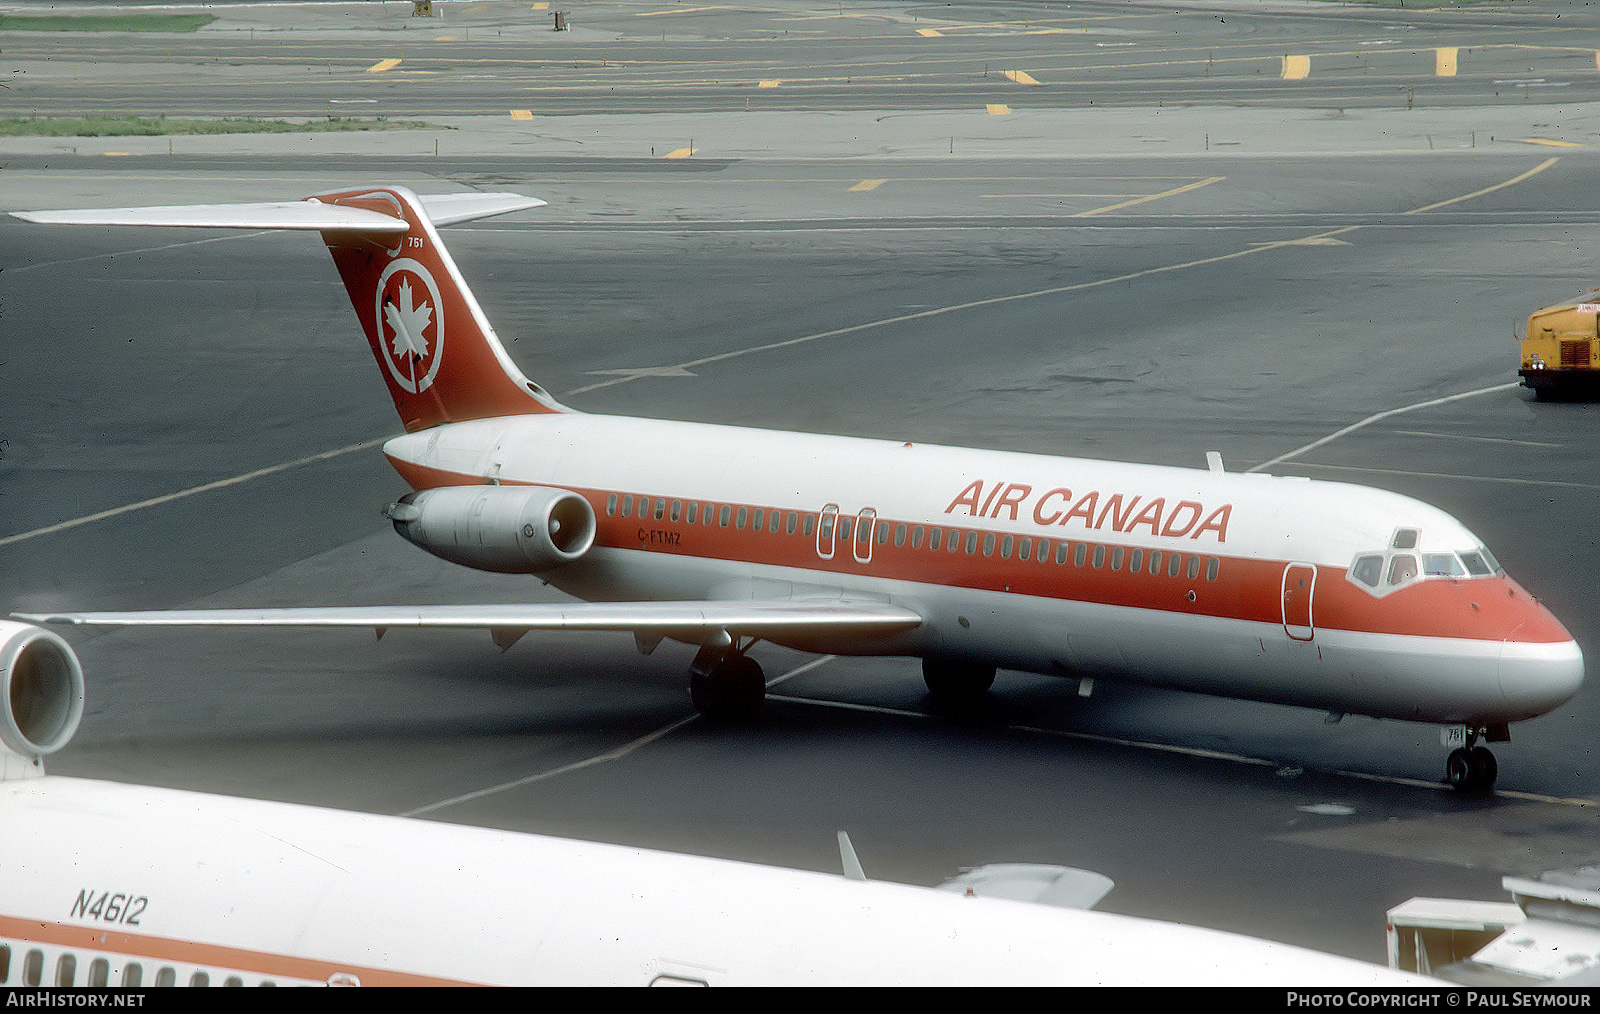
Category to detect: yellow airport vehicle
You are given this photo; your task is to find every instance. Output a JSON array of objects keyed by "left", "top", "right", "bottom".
[{"left": 1520, "top": 300, "right": 1600, "bottom": 400}]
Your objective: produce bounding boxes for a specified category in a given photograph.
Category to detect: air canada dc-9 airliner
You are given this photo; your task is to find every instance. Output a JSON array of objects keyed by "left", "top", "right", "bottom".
[{"left": 9, "top": 187, "right": 1584, "bottom": 793}]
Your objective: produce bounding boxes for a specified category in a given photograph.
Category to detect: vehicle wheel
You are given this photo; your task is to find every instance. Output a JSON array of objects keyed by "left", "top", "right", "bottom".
[
  {"left": 1445, "top": 748, "right": 1473, "bottom": 791},
  {"left": 689, "top": 654, "right": 765, "bottom": 722},
  {"left": 922, "top": 659, "right": 995, "bottom": 706}
]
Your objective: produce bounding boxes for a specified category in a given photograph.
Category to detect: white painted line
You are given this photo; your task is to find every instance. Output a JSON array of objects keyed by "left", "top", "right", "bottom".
[
  {"left": 1289, "top": 461, "right": 1600, "bottom": 493},
  {"left": 769, "top": 695, "right": 1596, "bottom": 806},
  {"left": 6, "top": 230, "right": 271, "bottom": 275},
  {"left": 399, "top": 656, "right": 837, "bottom": 817},
  {"left": 0, "top": 438, "right": 389, "bottom": 550},
  {"left": 1247, "top": 383, "right": 1520, "bottom": 473}
]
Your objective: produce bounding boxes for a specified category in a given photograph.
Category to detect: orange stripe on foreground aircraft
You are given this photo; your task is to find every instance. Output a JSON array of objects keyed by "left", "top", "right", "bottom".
[
  {"left": 0, "top": 623, "right": 1428, "bottom": 986},
  {"left": 10, "top": 187, "right": 1583, "bottom": 793}
]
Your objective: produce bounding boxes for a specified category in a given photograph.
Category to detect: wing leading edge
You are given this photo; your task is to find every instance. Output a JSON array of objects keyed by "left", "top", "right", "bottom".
[{"left": 13, "top": 600, "right": 923, "bottom": 641}]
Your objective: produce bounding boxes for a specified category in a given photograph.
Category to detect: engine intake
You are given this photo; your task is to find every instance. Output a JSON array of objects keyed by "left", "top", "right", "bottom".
[
  {"left": 0, "top": 620, "right": 85, "bottom": 763},
  {"left": 385, "top": 485, "right": 597, "bottom": 574}
]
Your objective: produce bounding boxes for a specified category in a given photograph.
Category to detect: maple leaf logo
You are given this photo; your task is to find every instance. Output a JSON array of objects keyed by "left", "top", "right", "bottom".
[
  {"left": 384, "top": 278, "right": 433, "bottom": 362},
  {"left": 374, "top": 260, "right": 446, "bottom": 394}
]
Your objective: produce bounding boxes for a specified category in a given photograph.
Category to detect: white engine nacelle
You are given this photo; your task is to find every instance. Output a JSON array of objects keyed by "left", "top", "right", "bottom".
[
  {"left": 0, "top": 620, "right": 85, "bottom": 776},
  {"left": 384, "top": 485, "right": 597, "bottom": 574}
]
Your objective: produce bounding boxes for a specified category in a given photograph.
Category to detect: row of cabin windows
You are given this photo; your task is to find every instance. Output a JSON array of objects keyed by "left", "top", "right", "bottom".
[
  {"left": 609, "top": 493, "right": 806, "bottom": 536},
  {"left": 0, "top": 943, "right": 265, "bottom": 987},
  {"left": 603, "top": 494, "right": 1221, "bottom": 581}
]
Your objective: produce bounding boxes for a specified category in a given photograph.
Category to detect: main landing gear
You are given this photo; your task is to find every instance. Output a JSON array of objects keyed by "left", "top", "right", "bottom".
[
  {"left": 922, "top": 659, "right": 996, "bottom": 709},
  {"left": 1443, "top": 724, "right": 1507, "bottom": 793},
  {"left": 688, "top": 645, "right": 765, "bottom": 722}
]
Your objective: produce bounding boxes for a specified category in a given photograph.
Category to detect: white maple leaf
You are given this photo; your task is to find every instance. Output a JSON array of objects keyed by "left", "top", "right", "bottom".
[{"left": 384, "top": 279, "right": 433, "bottom": 361}]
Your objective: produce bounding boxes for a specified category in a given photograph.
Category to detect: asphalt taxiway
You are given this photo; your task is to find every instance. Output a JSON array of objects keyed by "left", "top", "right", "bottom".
[{"left": 5, "top": 0, "right": 1600, "bottom": 966}]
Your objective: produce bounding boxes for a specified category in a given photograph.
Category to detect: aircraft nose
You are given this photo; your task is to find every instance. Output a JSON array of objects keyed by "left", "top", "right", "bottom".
[{"left": 1499, "top": 626, "right": 1584, "bottom": 720}]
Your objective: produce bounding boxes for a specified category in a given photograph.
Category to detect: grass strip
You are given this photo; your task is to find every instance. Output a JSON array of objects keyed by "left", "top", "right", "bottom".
[
  {"left": 0, "top": 14, "right": 217, "bottom": 33},
  {"left": 0, "top": 117, "right": 441, "bottom": 137}
]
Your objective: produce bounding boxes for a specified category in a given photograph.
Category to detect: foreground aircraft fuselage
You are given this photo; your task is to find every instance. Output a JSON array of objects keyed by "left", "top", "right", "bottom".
[
  {"left": 0, "top": 623, "right": 1426, "bottom": 987},
  {"left": 10, "top": 186, "right": 1582, "bottom": 791}
]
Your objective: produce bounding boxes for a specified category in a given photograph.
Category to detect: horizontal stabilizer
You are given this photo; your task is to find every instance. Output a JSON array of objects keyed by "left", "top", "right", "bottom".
[
  {"left": 13, "top": 599, "right": 922, "bottom": 639},
  {"left": 937, "top": 864, "right": 1115, "bottom": 911},
  {"left": 9, "top": 193, "right": 545, "bottom": 232},
  {"left": 418, "top": 193, "right": 548, "bottom": 226}
]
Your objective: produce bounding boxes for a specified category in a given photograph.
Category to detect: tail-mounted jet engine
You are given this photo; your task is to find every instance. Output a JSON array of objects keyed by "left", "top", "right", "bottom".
[
  {"left": 384, "top": 485, "right": 597, "bottom": 574},
  {"left": 0, "top": 620, "right": 86, "bottom": 776}
]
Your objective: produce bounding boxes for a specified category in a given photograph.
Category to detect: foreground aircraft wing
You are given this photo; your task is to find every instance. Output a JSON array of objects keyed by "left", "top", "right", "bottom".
[
  {"left": 10, "top": 192, "right": 545, "bottom": 231},
  {"left": 13, "top": 599, "right": 922, "bottom": 642}
]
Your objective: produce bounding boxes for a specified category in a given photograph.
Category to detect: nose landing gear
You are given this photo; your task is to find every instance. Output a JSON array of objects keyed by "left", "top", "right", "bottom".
[{"left": 1442, "top": 724, "right": 1507, "bottom": 793}]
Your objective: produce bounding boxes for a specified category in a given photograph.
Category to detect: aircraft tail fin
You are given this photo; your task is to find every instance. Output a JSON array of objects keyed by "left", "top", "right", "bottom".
[{"left": 13, "top": 187, "right": 566, "bottom": 431}]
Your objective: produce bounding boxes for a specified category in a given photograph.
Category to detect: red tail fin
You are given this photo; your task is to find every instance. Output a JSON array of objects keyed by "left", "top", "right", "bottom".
[{"left": 311, "top": 187, "right": 565, "bottom": 431}]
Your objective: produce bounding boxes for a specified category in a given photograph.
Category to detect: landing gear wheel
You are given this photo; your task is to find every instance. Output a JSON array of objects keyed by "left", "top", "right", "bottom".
[
  {"left": 689, "top": 653, "right": 765, "bottom": 722},
  {"left": 1468, "top": 746, "right": 1498, "bottom": 790},
  {"left": 1445, "top": 746, "right": 1498, "bottom": 793},
  {"left": 922, "top": 659, "right": 996, "bottom": 708}
]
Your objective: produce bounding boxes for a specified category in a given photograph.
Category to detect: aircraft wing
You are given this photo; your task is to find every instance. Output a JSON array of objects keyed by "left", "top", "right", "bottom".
[{"left": 12, "top": 599, "right": 922, "bottom": 642}]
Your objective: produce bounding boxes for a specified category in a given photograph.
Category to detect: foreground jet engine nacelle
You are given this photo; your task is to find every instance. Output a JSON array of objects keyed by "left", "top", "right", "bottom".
[
  {"left": 0, "top": 620, "right": 85, "bottom": 770},
  {"left": 385, "top": 485, "right": 598, "bottom": 574}
]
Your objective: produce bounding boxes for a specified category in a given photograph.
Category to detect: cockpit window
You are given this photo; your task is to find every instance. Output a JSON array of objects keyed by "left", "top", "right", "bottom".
[
  {"left": 1387, "top": 554, "right": 1418, "bottom": 586},
  {"left": 1422, "top": 553, "right": 1464, "bottom": 577},
  {"left": 1351, "top": 554, "right": 1383, "bottom": 589},
  {"left": 1349, "top": 538, "right": 1503, "bottom": 596}
]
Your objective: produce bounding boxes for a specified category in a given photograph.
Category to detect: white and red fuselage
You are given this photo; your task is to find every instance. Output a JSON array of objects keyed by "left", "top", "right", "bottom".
[
  {"left": 385, "top": 410, "right": 1580, "bottom": 727},
  {"left": 11, "top": 185, "right": 1582, "bottom": 750}
]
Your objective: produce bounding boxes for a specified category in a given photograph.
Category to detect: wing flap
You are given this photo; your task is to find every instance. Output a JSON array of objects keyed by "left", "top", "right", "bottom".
[{"left": 13, "top": 600, "right": 922, "bottom": 638}]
